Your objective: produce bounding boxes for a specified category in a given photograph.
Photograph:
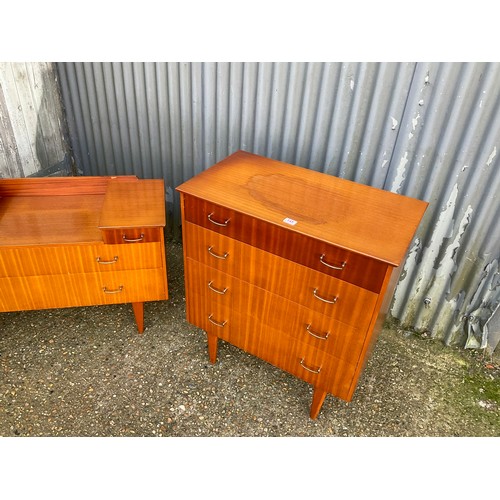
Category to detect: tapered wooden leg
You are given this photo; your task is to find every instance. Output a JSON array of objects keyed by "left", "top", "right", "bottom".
[
  {"left": 132, "top": 302, "right": 144, "bottom": 333},
  {"left": 310, "top": 387, "right": 327, "bottom": 419},
  {"left": 207, "top": 332, "right": 218, "bottom": 364}
]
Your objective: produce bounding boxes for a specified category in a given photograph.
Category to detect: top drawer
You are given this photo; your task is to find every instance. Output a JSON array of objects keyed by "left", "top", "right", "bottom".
[
  {"left": 100, "top": 227, "right": 162, "bottom": 244},
  {"left": 182, "top": 195, "right": 388, "bottom": 293}
]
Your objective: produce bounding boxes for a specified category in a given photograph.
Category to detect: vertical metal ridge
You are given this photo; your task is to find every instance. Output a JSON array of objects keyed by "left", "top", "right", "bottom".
[{"left": 388, "top": 62, "right": 500, "bottom": 350}]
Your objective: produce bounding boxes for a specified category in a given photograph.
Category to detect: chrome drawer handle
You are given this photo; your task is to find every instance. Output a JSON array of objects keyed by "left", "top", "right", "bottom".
[
  {"left": 103, "top": 285, "right": 124, "bottom": 294},
  {"left": 96, "top": 256, "right": 119, "bottom": 265},
  {"left": 208, "top": 246, "right": 229, "bottom": 260},
  {"left": 208, "top": 281, "right": 228, "bottom": 295},
  {"left": 306, "top": 324, "right": 330, "bottom": 340},
  {"left": 313, "top": 288, "right": 338, "bottom": 304},
  {"left": 208, "top": 314, "right": 227, "bottom": 327},
  {"left": 320, "top": 254, "right": 346, "bottom": 271},
  {"left": 300, "top": 358, "right": 321, "bottom": 374},
  {"left": 208, "top": 212, "right": 230, "bottom": 227},
  {"left": 123, "top": 233, "right": 144, "bottom": 243}
]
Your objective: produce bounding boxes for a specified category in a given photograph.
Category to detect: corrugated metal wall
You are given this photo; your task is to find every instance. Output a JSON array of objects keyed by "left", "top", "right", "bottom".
[
  {"left": 0, "top": 62, "right": 72, "bottom": 178},
  {"left": 56, "top": 62, "right": 500, "bottom": 353}
]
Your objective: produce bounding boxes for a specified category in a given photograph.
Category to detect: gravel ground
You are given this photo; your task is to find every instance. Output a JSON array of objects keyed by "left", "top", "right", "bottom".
[
  {"left": 0, "top": 238, "right": 498, "bottom": 438},
  {"left": 2, "top": 238, "right": 498, "bottom": 498}
]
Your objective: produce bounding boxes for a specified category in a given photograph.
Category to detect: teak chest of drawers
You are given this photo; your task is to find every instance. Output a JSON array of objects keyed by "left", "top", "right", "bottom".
[
  {"left": 177, "top": 151, "right": 427, "bottom": 418},
  {"left": 0, "top": 176, "right": 168, "bottom": 333}
]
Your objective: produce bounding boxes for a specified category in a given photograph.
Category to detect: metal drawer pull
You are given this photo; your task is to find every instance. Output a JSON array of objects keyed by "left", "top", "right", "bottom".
[
  {"left": 208, "top": 314, "right": 227, "bottom": 327},
  {"left": 208, "top": 212, "right": 230, "bottom": 227},
  {"left": 122, "top": 233, "right": 144, "bottom": 243},
  {"left": 300, "top": 358, "right": 321, "bottom": 374},
  {"left": 208, "top": 281, "right": 228, "bottom": 295},
  {"left": 320, "top": 254, "right": 346, "bottom": 271},
  {"left": 103, "top": 285, "right": 124, "bottom": 294},
  {"left": 96, "top": 256, "right": 119, "bottom": 265},
  {"left": 306, "top": 324, "right": 330, "bottom": 340},
  {"left": 313, "top": 288, "right": 338, "bottom": 304},
  {"left": 208, "top": 246, "right": 229, "bottom": 259}
]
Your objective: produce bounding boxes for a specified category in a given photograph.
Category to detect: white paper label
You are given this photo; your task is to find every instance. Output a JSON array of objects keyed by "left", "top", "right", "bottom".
[{"left": 283, "top": 217, "right": 297, "bottom": 226}]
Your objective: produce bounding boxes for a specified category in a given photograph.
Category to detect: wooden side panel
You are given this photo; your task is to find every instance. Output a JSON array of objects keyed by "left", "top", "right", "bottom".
[
  {"left": 340, "top": 265, "right": 397, "bottom": 401},
  {"left": 0, "top": 176, "right": 120, "bottom": 197}
]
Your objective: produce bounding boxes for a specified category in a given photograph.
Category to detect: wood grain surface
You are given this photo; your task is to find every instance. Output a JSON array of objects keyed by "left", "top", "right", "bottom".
[{"left": 177, "top": 151, "right": 428, "bottom": 417}]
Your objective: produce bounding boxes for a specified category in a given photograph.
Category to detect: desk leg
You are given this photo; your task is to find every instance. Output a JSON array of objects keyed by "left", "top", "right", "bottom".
[
  {"left": 207, "top": 332, "right": 218, "bottom": 363},
  {"left": 310, "top": 387, "right": 327, "bottom": 419},
  {"left": 132, "top": 302, "right": 144, "bottom": 333}
]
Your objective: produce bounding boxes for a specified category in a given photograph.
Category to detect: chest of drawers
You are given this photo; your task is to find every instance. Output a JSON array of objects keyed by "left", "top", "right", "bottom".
[
  {"left": 177, "top": 151, "right": 427, "bottom": 418},
  {"left": 0, "top": 176, "right": 168, "bottom": 333}
]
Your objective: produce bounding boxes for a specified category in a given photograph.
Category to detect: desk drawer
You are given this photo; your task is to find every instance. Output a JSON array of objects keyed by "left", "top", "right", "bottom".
[
  {"left": 100, "top": 227, "right": 162, "bottom": 244},
  {"left": 183, "top": 195, "right": 388, "bottom": 292},
  {"left": 0, "top": 242, "right": 162, "bottom": 278},
  {"left": 0, "top": 268, "right": 167, "bottom": 312}
]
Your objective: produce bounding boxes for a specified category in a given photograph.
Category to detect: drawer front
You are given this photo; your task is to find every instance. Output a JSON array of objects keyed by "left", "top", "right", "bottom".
[
  {"left": 0, "top": 269, "right": 167, "bottom": 312},
  {"left": 273, "top": 330, "right": 358, "bottom": 400},
  {"left": 185, "top": 258, "right": 368, "bottom": 365},
  {"left": 183, "top": 195, "right": 388, "bottom": 292},
  {"left": 266, "top": 294, "right": 367, "bottom": 365},
  {"left": 184, "top": 223, "right": 378, "bottom": 330},
  {"left": 100, "top": 227, "right": 162, "bottom": 244},
  {"left": 185, "top": 257, "right": 272, "bottom": 318},
  {"left": 186, "top": 289, "right": 357, "bottom": 400},
  {"left": 0, "top": 242, "right": 163, "bottom": 278}
]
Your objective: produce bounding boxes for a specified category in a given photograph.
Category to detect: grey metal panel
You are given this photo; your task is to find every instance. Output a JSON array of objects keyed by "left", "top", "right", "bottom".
[
  {"left": 0, "top": 62, "right": 71, "bottom": 178},
  {"left": 56, "top": 62, "right": 500, "bottom": 352},
  {"left": 388, "top": 62, "right": 500, "bottom": 352}
]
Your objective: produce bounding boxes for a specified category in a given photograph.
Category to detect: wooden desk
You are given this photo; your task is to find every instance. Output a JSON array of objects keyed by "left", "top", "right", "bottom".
[
  {"left": 0, "top": 176, "right": 168, "bottom": 333},
  {"left": 177, "top": 151, "right": 428, "bottom": 418}
]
